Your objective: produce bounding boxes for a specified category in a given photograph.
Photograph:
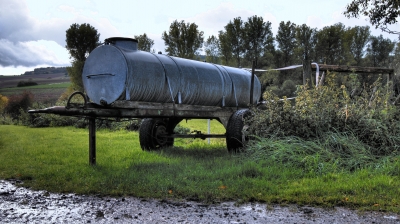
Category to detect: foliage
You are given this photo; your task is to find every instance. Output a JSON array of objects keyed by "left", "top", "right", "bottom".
[
  {"left": 0, "top": 94, "right": 8, "bottom": 114},
  {"left": 65, "top": 23, "right": 101, "bottom": 91},
  {"left": 217, "top": 31, "right": 233, "bottom": 65},
  {"left": 348, "top": 26, "right": 371, "bottom": 66},
  {"left": 162, "top": 20, "right": 204, "bottom": 59},
  {"left": 315, "top": 23, "right": 347, "bottom": 65},
  {"left": 204, "top": 35, "right": 220, "bottom": 64},
  {"left": 4, "top": 91, "right": 33, "bottom": 119},
  {"left": 66, "top": 60, "right": 85, "bottom": 92},
  {"left": 134, "top": 33, "right": 154, "bottom": 52},
  {"left": 265, "top": 79, "right": 297, "bottom": 98},
  {"left": 65, "top": 23, "right": 101, "bottom": 62},
  {"left": 344, "top": 0, "right": 400, "bottom": 34},
  {"left": 366, "top": 35, "right": 395, "bottom": 67},
  {"left": 223, "top": 17, "right": 245, "bottom": 67},
  {"left": 243, "top": 16, "right": 274, "bottom": 67},
  {"left": 17, "top": 80, "right": 38, "bottom": 87},
  {"left": 249, "top": 73, "right": 400, "bottom": 156},
  {"left": 173, "top": 124, "right": 190, "bottom": 134},
  {"left": 276, "top": 21, "right": 297, "bottom": 67},
  {"left": 295, "top": 24, "right": 316, "bottom": 62}
]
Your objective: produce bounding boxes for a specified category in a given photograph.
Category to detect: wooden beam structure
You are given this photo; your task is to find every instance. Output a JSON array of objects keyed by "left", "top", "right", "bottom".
[{"left": 311, "top": 64, "right": 394, "bottom": 74}]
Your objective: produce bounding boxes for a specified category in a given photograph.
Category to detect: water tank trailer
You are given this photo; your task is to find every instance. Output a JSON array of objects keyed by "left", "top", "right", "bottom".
[{"left": 29, "top": 37, "right": 262, "bottom": 164}]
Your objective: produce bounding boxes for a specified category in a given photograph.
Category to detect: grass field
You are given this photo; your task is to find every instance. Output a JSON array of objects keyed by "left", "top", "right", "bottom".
[
  {"left": 1, "top": 123, "right": 399, "bottom": 213},
  {"left": 0, "top": 73, "right": 70, "bottom": 104},
  {"left": 0, "top": 82, "right": 70, "bottom": 104}
]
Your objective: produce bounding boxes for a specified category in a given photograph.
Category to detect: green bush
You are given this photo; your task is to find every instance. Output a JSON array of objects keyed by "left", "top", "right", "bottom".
[
  {"left": 174, "top": 124, "right": 190, "bottom": 134},
  {"left": 249, "top": 72, "right": 400, "bottom": 157},
  {"left": 17, "top": 80, "right": 38, "bottom": 87},
  {"left": 4, "top": 91, "right": 33, "bottom": 119}
]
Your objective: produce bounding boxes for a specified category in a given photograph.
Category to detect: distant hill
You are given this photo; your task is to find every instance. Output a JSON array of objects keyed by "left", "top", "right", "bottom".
[{"left": 23, "top": 67, "right": 67, "bottom": 76}]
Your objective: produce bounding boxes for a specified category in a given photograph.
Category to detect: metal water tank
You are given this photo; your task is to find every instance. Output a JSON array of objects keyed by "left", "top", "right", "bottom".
[{"left": 82, "top": 37, "right": 261, "bottom": 107}]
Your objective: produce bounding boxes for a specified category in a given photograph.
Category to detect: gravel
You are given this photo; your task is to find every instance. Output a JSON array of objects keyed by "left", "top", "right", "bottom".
[{"left": 1, "top": 179, "right": 399, "bottom": 223}]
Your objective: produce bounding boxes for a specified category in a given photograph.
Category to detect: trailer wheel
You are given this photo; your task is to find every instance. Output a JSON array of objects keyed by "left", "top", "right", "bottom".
[
  {"left": 139, "top": 118, "right": 174, "bottom": 150},
  {"left": 226, "top": 109, "right": 252, "bottom": 153}
]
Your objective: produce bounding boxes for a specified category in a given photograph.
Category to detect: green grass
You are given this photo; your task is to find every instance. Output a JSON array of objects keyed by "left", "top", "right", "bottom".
[
  {"left": 0, "top": 124, "right": 399, "bottom": 213},
  {"left": 1, "top": 82, "right": 70, "bottom": 91},
  {"left": 175, "top": 119, "right": 226, "bottom": 145}
]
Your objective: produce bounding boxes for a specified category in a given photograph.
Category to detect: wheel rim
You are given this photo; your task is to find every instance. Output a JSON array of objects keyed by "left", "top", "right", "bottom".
[{"left": 154, "top": 122, "right": 168, "bottom": 146}]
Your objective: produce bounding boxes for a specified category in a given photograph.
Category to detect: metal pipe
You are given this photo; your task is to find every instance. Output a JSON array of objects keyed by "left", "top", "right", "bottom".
[{"left": 312, "top": 62, "right": 320, "bottom": 87}]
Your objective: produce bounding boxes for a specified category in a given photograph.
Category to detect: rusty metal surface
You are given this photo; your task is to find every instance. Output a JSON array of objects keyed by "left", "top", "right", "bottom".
[{"left": 82, "top": 37, "right": 261, "bottom": 107}]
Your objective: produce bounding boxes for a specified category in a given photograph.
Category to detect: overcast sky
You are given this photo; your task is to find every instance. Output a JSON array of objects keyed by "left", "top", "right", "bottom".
[{"left": 0, "top": 0, "right": 399, "bottom": 75}]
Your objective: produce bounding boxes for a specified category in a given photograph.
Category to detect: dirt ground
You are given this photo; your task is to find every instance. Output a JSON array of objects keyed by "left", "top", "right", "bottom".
[{"left": 1, "top": 179, "right": 399, "bottom": 223}]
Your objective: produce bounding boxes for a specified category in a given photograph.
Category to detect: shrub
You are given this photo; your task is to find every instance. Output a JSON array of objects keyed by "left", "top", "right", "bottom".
[
  {"left": 17, "top": 80, "right": 38, "bottom": 87},
  {"left": 174, "top": 124, "right": 190, "bottom": 134},
  {"left": 0, "top": 94, "right": 8, "bottom": 114},
  {"left": 4, "top": 91, "right": 33, "bottom": 119},
  {"left": 248, "top": 72, "right": 400, "bottom": 156}
]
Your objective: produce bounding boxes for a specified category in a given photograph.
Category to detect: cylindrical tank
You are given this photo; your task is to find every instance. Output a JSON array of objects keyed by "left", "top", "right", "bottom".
[{"left": 82, "top": 37, "right": 261, "bottom": 107}]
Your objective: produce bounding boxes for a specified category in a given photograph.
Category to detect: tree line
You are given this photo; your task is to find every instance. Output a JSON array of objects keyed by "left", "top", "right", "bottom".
[{"left": 161, "top": 17, "right": 397, "bottom": 70}]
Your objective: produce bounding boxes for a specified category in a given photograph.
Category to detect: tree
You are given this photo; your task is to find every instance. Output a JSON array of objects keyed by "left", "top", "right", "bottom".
[
  {"left": 348, "top": 26, "right": 371, "bottom": 66},
  {"left": 204, "top": 35, "right": 220, "bottom": 64},
  {"left": 315, "top": 23, "right": 346, "bottom": 65},
  {"left": 366, "top": 35, "right": 395, "bottom": 67},
  {"left": 218, "top": 30, "right": 233, "bottom": 65},
  {"left": 344, "top": 0, "right": 400, "bottom": 34},
  {"left": 276, "top": 21, "right": 297, "bottom": 66},
  {"left": 162, "top": 20, "right": 204, "bottom": 59},
  {"left": 243, "top": 16, "right": 274, "bottom": 67},
  {"left": 66, "top": 23, "right": 100, "bottom": 63},
  {"left": 295, "top": 24, "right": 317, "bottom": 62},
  {"left": 134, "top": 33, "right": 154, "bottom": 52},
  {"left": 224, "top": 17, "right": 245, "bottom": 67},
  {"left": 65, "top": 23, "right": 100, "bottom": 91}
]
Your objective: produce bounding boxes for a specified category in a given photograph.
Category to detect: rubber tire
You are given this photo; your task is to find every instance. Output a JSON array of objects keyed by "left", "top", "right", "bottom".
[
  {"left": 139, "top": 118, "right": 174, "bottom": 150},
  {"left": 226, "top": 109, "right": 252, "bottom": 153}
]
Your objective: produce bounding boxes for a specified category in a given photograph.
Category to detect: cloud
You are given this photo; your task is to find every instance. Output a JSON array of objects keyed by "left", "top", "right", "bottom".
[
  {"left": 0, "top": 39, "right": 68, "bottom": 67},
  {"left": 0, "top": 0, "right": 121, "bottom": 70},
  {"left": 180, "top": 2, "right": 255, "bottom": 38}
]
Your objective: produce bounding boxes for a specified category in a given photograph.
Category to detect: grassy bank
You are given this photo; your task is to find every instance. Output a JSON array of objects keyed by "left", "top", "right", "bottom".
[{"left": 0, "top": 124, "right": 399, "bottom": 213}]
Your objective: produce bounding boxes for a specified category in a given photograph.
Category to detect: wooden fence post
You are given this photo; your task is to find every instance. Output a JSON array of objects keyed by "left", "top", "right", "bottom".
[
  {"left": 303, "top": 60, "right": 312, "bottom": 86},
  {"left": 250, "top": 60, "right": 255, "bottom": 105}
]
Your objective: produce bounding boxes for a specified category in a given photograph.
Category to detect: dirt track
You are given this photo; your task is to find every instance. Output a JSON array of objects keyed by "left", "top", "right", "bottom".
[{"left": 1, "top": 179, "right": 399, "bottom": 223}]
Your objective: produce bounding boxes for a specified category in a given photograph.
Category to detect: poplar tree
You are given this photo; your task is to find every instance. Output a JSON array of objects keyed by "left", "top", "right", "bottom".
[
  {"left": 162, "top": 20, "right": 204, "bottom": 59},
  {"left": 134, "top": 33, "right": 154, "bottom": 52},
  {"left": 65, "top": 23, "right": 100, "bottom": 91}
]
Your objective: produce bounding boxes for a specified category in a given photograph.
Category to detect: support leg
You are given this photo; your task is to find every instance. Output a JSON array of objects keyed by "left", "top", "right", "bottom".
[{"left": 89, "top": 117, "right": 96, "bottom": 165}]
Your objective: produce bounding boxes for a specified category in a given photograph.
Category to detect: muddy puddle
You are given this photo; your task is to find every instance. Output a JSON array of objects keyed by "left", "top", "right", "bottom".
[{"left": 0, "top": 179, "right": 399, "bottom": 223}]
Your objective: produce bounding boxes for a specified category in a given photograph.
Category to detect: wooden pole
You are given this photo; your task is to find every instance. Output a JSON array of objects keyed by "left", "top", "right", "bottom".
[
  {"left": 311, "top": 64, "right": 394, "bottom": 74},
  {"left": 89, "top": 117, "right": 96, "bottom": 165},
  {"left": 303, "top": 60, "right": 312, "bottom": 86},
  {"left": 250, "top": 60, "right": 255, "bottom": 105}
]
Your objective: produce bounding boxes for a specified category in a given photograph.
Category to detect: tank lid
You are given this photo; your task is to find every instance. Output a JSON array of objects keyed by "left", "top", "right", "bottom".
[{"left": 105, "top": 37, "right": 138, "bottom": 50}]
